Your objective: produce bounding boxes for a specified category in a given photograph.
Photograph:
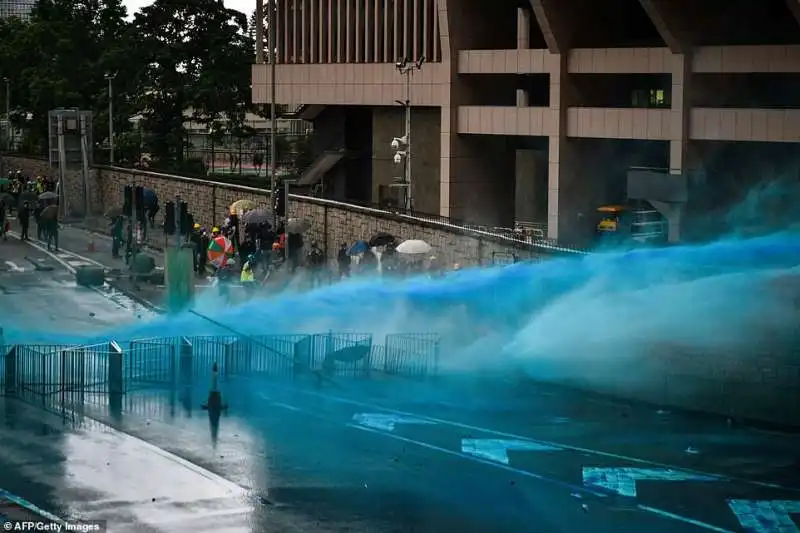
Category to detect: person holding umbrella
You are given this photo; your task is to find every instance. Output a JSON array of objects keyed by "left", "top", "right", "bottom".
[
  {"left": 208, "top": 230, "right": 235, "bottom": 298},
  {"left": 39, "top": 203, "right": 59, "bottom": 251},
  {"left": 0, "top": 199, "right": 6, "bottom": 241}
]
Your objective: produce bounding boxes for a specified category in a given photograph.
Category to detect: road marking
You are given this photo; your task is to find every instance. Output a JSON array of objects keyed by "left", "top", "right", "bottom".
[
  {"left": 56, "top": 253, "right": 94, "bottom": 268},
  {"left": 262, "top": 388, "right": 752, "bottom": 532},
  {"left": 462, "top": 438, "right": 561, "bottom": 464},
  {"left": 4, "top": 261, "right": 25, "bottom": 272},
  {"left": 727, "top": 499, "right": 800, "bottom": 533},
  {"left": 258, "top": 394, "right": 608, "bottom": 497},
  {"left": 638, "top": 504, "right": 734, "bottom": 533},
  {"left": 582, "top": 467, "right": 719, "bottom": 498},
  {"left": 352, "top": 413, "right": 436, "bottom": 432},
  {"left": 280, "top": 385, "right": 797, "bottom": 492}
]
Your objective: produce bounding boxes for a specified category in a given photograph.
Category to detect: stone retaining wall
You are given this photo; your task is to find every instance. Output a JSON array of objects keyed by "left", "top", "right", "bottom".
[{"left": 3, "top": 155, "right": 576, "bottom": 267}]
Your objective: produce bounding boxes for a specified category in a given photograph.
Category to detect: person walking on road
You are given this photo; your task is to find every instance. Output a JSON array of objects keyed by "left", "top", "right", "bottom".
[
  {"left": 111, "top": 216, "right": 124, "bottom": 258},
  {"left": 17, "top": 201, "right": 30, "bottom": 241},
  {"left": 45, "top": 218, "right": 59, "bottom": 251},
  {"left": 0, "top": 200, "right": 7, "bottom": 241}
]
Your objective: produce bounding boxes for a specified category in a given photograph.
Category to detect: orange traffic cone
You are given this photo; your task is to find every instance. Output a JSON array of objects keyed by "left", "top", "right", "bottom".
[{"left": 87, "top": 239, "right": 96, "bottom": 253}]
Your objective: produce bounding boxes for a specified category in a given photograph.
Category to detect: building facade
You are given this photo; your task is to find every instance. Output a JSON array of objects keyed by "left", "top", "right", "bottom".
[
  {"left": 252, "top": 0, "right": 800, "bottom": 244},
  {"left": 0, "top": 0, "right": 34, "bottom": 19}
]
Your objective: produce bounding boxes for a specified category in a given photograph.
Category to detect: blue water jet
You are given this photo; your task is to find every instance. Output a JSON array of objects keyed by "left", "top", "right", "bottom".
[{"left": 3, "top": 231, "right": 799, "bottom": 389}]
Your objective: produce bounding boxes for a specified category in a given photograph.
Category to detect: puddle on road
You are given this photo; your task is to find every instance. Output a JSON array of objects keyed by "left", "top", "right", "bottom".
[{"left": 93, "top": 283, "right": 160, "bottom": 319}]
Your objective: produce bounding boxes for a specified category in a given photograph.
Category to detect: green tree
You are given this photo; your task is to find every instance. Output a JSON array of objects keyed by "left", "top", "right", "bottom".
[
  {"left": 0, "top": 0, "right": 133, "bottom": 154},
  {"left": 132, "top": 0, "right": 254, "bottom": 167}
]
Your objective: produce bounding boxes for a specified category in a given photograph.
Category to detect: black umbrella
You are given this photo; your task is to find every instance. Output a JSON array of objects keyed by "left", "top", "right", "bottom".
[
  {"left": 105, "top": 206, "right": 123, "bottom": 219},
  {"left": 369, "top": 232, "right": 396, "bottom": 248},
  {"left": 40, "top": 204, "right": 58, "bottom": 221},
  {"left": 19, "top": 191, "right": 36, "bottom": 204},
  {"left": 242, "top": 208, "right": 270, "bottom": 226}
]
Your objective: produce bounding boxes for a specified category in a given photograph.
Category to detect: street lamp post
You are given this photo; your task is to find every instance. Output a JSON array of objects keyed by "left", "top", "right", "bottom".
[
  {"left": 268, "top": 0, "right": 278, "bottom": 228},
  {"left": 392, "top": 57, "right": 424, "bottom": 212},
  {"left": 3, "top": 77, "right": 10, "bottom": 152},
  {"left": 105, "top": 73, "right": 117, "bottom": 165}
]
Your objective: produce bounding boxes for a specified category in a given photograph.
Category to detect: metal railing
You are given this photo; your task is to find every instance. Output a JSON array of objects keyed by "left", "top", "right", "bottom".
[{"left": 0, "top": 331, "right": 441, "bottom": 415}]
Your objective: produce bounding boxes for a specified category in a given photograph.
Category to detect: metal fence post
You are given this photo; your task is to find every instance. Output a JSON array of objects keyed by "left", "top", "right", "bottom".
[
  {"left": 108, "top": 341, "right": 124, "bottom": 416},
  {"left": 4, "top": 345, "right": 16, "bottom": 396},
  {"left": 179, "top": 337, "right": 193, "bottom": 385}
]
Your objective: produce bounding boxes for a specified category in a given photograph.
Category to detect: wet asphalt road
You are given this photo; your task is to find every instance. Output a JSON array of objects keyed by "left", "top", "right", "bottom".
[{"left": 1, "top": 231, "right": 799, "bottom": 532}]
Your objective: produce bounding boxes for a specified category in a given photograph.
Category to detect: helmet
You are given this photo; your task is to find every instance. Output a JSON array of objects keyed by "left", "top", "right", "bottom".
[
  {"left": 193, "top": 223, "right": 200, "bottom": 230},
  {"left": 247, "top": 254, "right": 256, "bottom": 262},
  {"left": 212, "top": 227, "right": 220, "bottom": 233}
]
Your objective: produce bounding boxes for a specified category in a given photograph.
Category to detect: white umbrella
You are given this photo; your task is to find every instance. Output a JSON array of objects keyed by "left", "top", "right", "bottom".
[{"left": 396, "top": 239, "right": 431, "bottom": 255}]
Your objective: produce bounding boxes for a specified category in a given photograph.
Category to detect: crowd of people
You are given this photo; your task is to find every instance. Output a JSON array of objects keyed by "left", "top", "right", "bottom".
[
  {"left": 0, "top": 169, "right": 61, "bottom": 249},
  {"left": 110, "top": 195, "right": 451, "bottom": 296}
]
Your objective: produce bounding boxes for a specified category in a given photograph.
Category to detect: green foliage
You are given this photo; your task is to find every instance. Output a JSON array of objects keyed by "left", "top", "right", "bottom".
[{"left": 0, "top": 0, "right": 256, "bottom": 166}]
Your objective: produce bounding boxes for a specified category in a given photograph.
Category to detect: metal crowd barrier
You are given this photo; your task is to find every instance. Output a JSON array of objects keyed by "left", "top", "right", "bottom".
[{"left": 0, "top": 332, "right": 441, "bottom": 414}]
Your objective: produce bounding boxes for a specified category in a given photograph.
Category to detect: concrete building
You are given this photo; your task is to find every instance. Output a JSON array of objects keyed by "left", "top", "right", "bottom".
[
  {"left": 0, "top": 0, "right": 34, "bottom": 19},
  {"left": 252, "top": 0, "right": 800, "bottom": 244}
]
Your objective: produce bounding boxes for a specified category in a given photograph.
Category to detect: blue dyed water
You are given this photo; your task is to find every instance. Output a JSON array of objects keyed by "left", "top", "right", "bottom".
[{"left": 3, "top": 231, "right": 799, "bottom": 379}]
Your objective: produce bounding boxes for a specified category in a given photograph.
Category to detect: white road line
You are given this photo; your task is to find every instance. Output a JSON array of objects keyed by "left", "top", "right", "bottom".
[
  {"left": 582, "top": 467, "right": 719, "bottom": 498},
  {"left": 4, "top": 261, "right": 26, "bottom": 272},
  {"left": 462, "top": 438, "right": 561, "bottom": 464},
  {"left": 352, "top": 413, "right": 437, "bottom": 432}
]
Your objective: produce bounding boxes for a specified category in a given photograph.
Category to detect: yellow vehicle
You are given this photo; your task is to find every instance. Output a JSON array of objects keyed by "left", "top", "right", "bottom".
[
  {"left": 596, "top": 203, "right": 667, "bottom": 244},
  {"left": 596, "top": 205, "right": 628, "bottom": 234}
]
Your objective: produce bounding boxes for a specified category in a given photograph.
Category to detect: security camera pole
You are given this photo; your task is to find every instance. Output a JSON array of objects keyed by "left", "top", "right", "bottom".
[
  {"left": 392, "top": 57, "right": 424, "bottom": 211},
  {"left": 104, "top": 73, "right": 117, "bottom": 165},
  {"left": 268, "top": 0, "right": 278, "bottom": 228},
  {"left": 3, "top": 77, "right": 10, "bottom": 152}
]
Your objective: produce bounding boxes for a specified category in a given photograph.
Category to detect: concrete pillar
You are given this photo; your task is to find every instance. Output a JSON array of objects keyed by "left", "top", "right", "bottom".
[
  {"left": 637, "top": 0, "right": 692, "bottom": 54},
  {"left": 668, "top": 53, "right": 690, "bottom": 175},
  {"left": 516, "top": 7, "right": 530, "bottom": 49},
  {"left": 788, "top": 0, "right": 800, "bottom": 27},
  {"left": 546, "top": 54, "right": 570, "bottom": 241},
  {"left": 516, "top": 7, "right": 530, "bottom": 107},
  {"left": 515, "top": 149, "right": 546, "bottom": 223}
]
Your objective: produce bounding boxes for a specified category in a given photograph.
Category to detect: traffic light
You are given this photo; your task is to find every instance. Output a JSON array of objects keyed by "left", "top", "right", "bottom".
[
  {"left": 163, "top": 201, "right": 176, "bottom": 235},
  {"left": 123, "top": 185, "right": 132, "bottom": 217},
  {"left": 274, "top": 183, "right": 287, "bottom": 217},
  {"left": 179, "top": 201, "right": 190, "bottom": 235}
]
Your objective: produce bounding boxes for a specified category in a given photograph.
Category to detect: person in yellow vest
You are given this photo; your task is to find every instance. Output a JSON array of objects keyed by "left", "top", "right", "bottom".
[{"left": 240, "top": 253, "right": 256, "bottom": 295}]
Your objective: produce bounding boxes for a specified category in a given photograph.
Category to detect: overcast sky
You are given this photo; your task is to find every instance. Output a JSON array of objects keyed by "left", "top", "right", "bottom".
[{"left": 123, "top": 0, "right": 256, "bottom": 18}]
